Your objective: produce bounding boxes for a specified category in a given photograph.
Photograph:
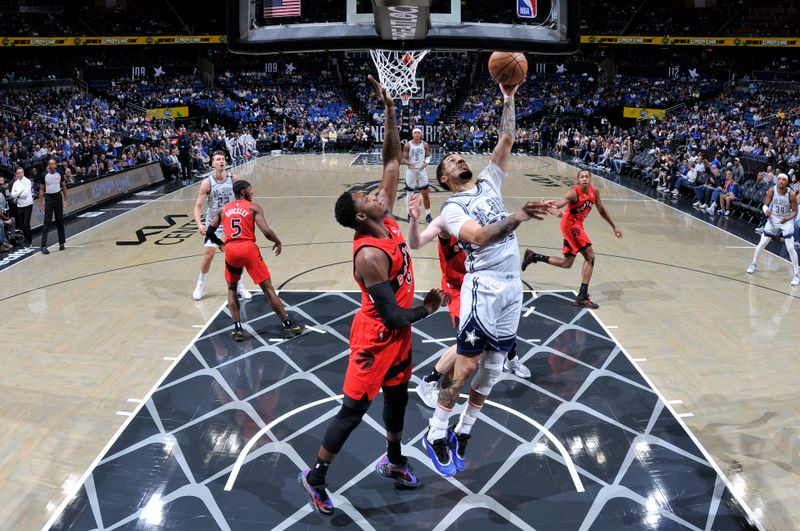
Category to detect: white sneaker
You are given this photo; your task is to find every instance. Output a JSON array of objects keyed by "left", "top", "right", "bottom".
[
  {"left": 503, "top": 357, "right": 531, "bottom": 378},
  {"left": 746, "top": 262, "right": 757, "bottom": 275},
  {"left": 416, "top": 380, "right": 440, "bottom": 409},
  {"left": 192, "top": 280, "right": 205, "bottom": 300},
  {"left": 792, "top": 275, "right": 800, "bottom": 287},
  {"left": 692, "top": 201, "right": 701, "bottom": 207},
  {"left": 671, "top": 189, "right": 680, "bottom": 196},
  {"left": 237, "top": 282, "right": 252, "bottom": 300},
  {"left": 706, "top": 206, "right": 716, "bottom": 214},
  {"left": 755, "top": 227, "right": 764, "bottom": 234}
]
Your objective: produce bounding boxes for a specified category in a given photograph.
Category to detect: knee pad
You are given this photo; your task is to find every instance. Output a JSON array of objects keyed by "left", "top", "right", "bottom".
[
  {"left": 470, "top": 350, "right": 505, "bottom": 396},
  {"left": 321, "top": 395, "right": 370, "bottom": 455}
]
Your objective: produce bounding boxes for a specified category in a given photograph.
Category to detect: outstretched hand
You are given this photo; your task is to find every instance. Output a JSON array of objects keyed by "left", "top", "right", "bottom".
[
  {"left": 408, "top": 193, "right": 423, "bottom": 221},
  {"left": 500, "top": 82, "right": 524, "bottom": 99},
  {"left": 520, "top": 200, "right": 557, "bottom": 221},
  {"left": 368, "top": 74, "right": 394, "bottom": 108}
]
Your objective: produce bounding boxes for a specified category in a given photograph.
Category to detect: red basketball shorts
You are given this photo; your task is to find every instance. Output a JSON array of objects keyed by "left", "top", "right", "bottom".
[
  {"left": 561, "top": 223, "right": 592, "bottom": 256},
  {"left": 343, "top": 312, "right": 412, "bottom": 401},
  {"left": 224, "top": 242, "right": 271, "bottom": 285}
]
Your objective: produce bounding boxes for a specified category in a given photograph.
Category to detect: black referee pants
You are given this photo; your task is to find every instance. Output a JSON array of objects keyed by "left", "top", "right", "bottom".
[{"left": 41, "top": 192, "right": 65, "bottom": 248}]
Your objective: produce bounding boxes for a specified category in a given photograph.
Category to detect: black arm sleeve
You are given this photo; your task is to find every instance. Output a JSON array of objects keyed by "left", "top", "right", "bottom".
[
  {"left": 367, "top": 281, "right": 429, "bottom": 330},
  {"left": 205, "top": 229, "right": 224, "bottom": 246}
]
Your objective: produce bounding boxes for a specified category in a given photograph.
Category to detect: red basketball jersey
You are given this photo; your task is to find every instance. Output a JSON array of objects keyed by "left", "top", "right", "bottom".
[
  {"left": 437, "top": 234, "right": 466, "bottom": 291},
  {"left": 562, "top": 184, "right": 596, "bottom": 226},
  {"left": 222, "top": 199, "right": 256, "bottom": 243},
  {"left": 353, "top": 218, "right": 414, "bottom": 321}
]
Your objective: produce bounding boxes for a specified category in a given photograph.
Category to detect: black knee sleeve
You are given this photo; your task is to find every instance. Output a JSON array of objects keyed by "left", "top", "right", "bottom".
[
  {"left": 382, "top": 383, "right": 409, "bottom": 434},
  {"left": 321, "top": 394, "right": 370, "bottom": 455}
]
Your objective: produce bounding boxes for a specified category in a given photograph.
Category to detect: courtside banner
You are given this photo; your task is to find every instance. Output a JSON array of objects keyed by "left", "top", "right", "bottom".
[
  {"left": 582, "top": 35, "right": 800, "bottom": 47},
  {"left": 146, "top": 106, "right": 190, "bottom": 119},
  {"left": 623, "top": 107, "right": 666, "bottom": 120},
  {"left": 0, "top": 35, "right": 226, "bottom": 47},
  {"left": 30, "top": 162, "right": 164, "bottom": 230}
]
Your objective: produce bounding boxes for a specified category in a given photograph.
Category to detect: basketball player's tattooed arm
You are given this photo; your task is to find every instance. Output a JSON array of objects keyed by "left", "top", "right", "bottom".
[
  {"left": 594, "top": 190, "right": 623, "bottom": 239},
  {"left": 492, "top": 82, "right": 521, "bottom": 172},
  {"left": 356, "top": 247, "right": 444, "bottom": 329},
  {"left": 369, "top": 74, "right": 401, "bottom": 216},
  {"left": 783, "top": 190, "right": 798, "bottom": 223},
  {"left": 193, "top": 178, "right": 211, "bottom": 235},
  {"left": 252, "top": 203, "right": 282, "bottom": 255},
  {"left": 454, "top": 200, "right": 555, "bottom": 247}
]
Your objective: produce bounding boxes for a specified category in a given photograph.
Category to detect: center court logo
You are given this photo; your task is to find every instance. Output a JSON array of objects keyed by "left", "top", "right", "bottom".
[{"left": 116, "top": 214, "right": 198, "bottom": 246}]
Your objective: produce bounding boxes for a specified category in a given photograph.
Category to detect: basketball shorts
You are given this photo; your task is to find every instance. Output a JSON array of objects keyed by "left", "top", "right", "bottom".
[
  {"left": 343, "top": 312, "right": 413, "bottom": 401},
  {"left": 204, "top": 223, "right": 225, "bottom": 248},
  {"left": 405, "top": 169, "right": 429, "bottom": 191},
  {"left": 456, "top": 271, "right": 522, "bottom": 357},
  {"left": 224, "top": 241, "right": 271, "bottom": 285},
  {"left": 765, "top": 217, "right": 794, "bottom": 238},
  {"left": 562, "top": 223, "right": 592, "bottom": 256},
  {"left": 442, "top": 280, "right": 461, "bottom": 329}
]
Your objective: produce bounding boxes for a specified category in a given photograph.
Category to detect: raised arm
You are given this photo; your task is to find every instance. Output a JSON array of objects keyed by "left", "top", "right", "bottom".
[
  {"left": 369, "top": 75, "right": 401, "bottom": 215},
  {"left": 491, "top": 83, "right": 522, "bottom": 173},
  {"left": 594, "top": 189, "right": 622, "bottom": 239}
]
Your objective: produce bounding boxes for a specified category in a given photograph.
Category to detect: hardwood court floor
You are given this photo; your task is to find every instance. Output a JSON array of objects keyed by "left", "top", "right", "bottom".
[{"left": 2, "top": 154, "right": 797, "bottom": 531}]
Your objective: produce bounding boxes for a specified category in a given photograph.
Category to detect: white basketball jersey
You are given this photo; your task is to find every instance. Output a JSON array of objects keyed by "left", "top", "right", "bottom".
[
  {"left": 206, "top": 171, "right": 235, "bottom": 221},
  {"left": 769, "top": 185, "right": 791, "bottom": 223},
  {"left": 441, "top": 162, "right": 519, "bottom": 274},
  {"left": 407, "top": 141, "right": 426, "bottom": 170}
]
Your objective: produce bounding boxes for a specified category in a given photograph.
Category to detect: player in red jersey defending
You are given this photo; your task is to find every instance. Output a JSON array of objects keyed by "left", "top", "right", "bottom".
[
  {"left": 299, "top": 75, "right": 444, "bottom": 517},
  {"left": 204, "top": 180, "right": 303, "bottom": 340},
  {"left": 522, "top": 169, "right": 622, "bottom": 309}
]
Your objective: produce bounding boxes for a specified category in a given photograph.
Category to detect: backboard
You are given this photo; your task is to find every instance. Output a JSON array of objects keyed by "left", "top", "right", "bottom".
[{"left": 228, "top": 0, "right": 579, "bottom": 55}]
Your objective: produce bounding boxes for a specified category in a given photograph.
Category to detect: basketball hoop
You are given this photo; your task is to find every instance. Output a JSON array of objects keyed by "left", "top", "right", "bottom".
[{"left": 370, "top": 49, "right": 430, "bottom": 100}]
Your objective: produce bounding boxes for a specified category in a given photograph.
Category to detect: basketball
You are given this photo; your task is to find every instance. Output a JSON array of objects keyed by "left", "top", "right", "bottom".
[{"left": 488, "top": 51, "right": 528, "bottom": 86}]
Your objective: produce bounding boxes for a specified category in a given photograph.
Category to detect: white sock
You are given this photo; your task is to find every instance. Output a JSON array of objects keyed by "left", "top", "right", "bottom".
[
  {"left": 785, "top": 238, "right": 799, "bottom": 275},
  {"left": 237, "top": 279, "right": 245, "bottom": 291},
  {"left": 427, "top": 404, "right": 451, "bottom": 442},
  {"left": 752, "top": 234, "right": 771, "bottom": 263},
  {"left": 455, "top": 401, "right": 482, "bottom": 436},
  {"left": 426, "top": 208, "right": 431, "bottom": 217},
  {"left": 198, "top": 272, "right": 206, "bottom": 283},
  {"left": 405, "top": 192, "right": 411, "bottom": 214}
]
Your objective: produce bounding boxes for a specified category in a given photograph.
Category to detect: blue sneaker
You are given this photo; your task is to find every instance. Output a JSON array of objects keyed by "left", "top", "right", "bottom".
[
  {"left": 450, "top": 428, "right": 470, "bottom": 473},
  {"left": 422, "top": 428, "right": 457, "bottom": 477},
  {"left": 374, "top": 455, "right": 420, "bottom": 487},
  {"left": 298, "top": 470, "right": 334, "bottom": 516}
]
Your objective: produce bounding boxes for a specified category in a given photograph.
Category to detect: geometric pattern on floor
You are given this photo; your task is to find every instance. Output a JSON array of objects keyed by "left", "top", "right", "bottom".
[{"left": 49, "top": 291, "right": 760, "bottom": 530}]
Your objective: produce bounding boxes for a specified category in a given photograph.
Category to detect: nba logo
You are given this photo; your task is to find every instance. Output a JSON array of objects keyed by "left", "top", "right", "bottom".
[{"left": 517, "top": 0, "right": 536, "bottom": 18}]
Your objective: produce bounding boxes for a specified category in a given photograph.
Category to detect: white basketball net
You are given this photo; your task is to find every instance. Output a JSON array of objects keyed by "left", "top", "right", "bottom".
[{"left": 370, "top": 49, "right": 430, "bottom": 100}]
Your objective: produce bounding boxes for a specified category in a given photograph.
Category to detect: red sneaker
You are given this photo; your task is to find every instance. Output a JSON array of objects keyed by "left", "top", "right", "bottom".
[{"left": 574, "top": 296, "right": 599, "bottom": 309}]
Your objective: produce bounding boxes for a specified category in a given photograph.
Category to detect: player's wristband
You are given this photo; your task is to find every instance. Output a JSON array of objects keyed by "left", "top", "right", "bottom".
[
  {"left": 762, "top": 205, "right": 769, "bottom": 215},
  {"left": 205, "top": 229, "right": 224, "bottom": 246}
]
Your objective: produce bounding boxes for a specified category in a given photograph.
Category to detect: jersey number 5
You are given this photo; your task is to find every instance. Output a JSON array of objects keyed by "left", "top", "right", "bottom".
[{"left": 230, "top": 218, "right": 242, "bottom": 238}]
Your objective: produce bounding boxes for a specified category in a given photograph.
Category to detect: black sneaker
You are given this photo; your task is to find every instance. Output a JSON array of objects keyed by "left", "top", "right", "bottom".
[
  {"left": 450, "top": 428, "right": 470, "bottom": 472},
  {"left": 425, "top": 213, "right": 433, "bottom": 224},
  {"left": 41, "top": 247, "right": 49, "bottom": 255},
  {"left": 231, "top": 328, "right": 244, "bottom": 342},
  {"left": 59, "top": 244, "right": 65, "bottom": 251},
  {"left": 422, "top": 428, "right": 457, "bottom": 476},
  {"left": 521, "top": 248, "right": 543, "bottom": 272},
  {"left": 283, "top": 321, "right": 304, "bottom": 338}
]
